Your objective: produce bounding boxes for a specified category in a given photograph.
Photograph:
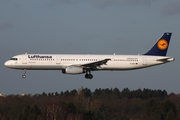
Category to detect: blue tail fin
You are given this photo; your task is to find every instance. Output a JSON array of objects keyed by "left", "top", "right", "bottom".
[{"left": 144, "top": 33, "right": 172, "bottom": 56}]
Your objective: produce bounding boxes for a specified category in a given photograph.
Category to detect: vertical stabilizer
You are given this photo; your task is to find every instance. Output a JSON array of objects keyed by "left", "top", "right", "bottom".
[{"left": 144, "top": 33, "right": 172, "bottom": 56}]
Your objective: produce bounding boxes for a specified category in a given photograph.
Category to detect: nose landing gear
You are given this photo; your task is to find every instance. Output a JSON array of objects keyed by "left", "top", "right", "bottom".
[{"left": 22, "top": 69, "right": 26, "bottom": 78}]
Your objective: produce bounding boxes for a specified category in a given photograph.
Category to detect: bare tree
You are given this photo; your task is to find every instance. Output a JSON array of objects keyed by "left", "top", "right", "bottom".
[{"left": 44, "top": 102, "right": 67, "bottom": 120}]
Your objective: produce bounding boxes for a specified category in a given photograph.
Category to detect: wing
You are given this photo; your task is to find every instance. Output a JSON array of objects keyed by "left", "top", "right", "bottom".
[{"left": 80, "top": 58, "right": 111, "bottom": 70}]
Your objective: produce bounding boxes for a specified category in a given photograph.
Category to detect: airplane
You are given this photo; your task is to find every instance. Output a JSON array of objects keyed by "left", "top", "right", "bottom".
[{"left": 4, "top": 33, "right": 175, "bottom": 79}]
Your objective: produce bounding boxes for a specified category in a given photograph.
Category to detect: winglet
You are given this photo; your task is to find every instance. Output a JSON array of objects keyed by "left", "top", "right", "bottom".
[{"left": 144, "top": 33, "right": 172, "bottom": 56}]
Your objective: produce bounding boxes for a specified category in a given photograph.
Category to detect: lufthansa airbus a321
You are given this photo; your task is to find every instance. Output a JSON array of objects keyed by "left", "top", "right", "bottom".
[{"left": 4, "top": 33, "right": 175, "bottom": 79}]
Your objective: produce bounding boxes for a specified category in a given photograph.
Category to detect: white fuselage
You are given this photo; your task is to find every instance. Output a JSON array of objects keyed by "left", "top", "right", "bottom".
[
  {"left": 4, "top": 33, "right": 174, "bottom": 79},
  {"left": 4, "top": 54, "right": 174, "bottom": 71}
]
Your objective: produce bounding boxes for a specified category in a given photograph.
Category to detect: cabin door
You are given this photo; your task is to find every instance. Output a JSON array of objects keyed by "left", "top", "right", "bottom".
[
  {"left": 142, "top": 57, "right": 147, "bottom": 65},
  {"left": 22, "top": 55, "right": 27, "bottom": 64},
  {"left": 56, "top": 56, "right": 61, "bottom": 64}
]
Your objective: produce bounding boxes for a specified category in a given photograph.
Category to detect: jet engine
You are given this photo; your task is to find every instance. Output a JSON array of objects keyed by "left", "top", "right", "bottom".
[{"left": 62, "top": 66, "right": 85, "bottom": 74}]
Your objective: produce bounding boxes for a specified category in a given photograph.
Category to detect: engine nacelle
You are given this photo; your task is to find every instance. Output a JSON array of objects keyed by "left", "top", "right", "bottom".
[{"left": 62, "top": 66, "right": 85, "bottom": 74}]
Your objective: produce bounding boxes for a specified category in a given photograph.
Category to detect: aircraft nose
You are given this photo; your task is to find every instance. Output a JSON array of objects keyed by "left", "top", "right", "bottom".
[{"left": 4, "top": 61, "right": 11, "bottom": 67}]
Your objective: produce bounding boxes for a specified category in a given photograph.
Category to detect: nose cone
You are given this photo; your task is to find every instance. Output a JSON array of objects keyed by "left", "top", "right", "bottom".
[{"left": 4, "top": 61, "right": 11, "bottom": 68}]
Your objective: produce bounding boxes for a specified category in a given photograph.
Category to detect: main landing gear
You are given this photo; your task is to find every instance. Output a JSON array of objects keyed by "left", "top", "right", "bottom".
[
  {"left": 22, "top": 69, "right": 26, "bottom": 78},
  {"left": 85, "top": 71, "right": 93, "bottom": 79}
]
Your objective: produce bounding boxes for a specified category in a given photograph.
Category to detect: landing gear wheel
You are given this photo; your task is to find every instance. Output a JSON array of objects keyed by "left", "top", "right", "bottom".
[
  {"left": 22, "top": 69, "right": 26, "bottom": 78},
  {"left": 85, "top": 74, "right": 89, "bottom": 79},
  {"left": 88, "top": 74, "right": 93, "bottom": 79},
  {"left": 85, "top": 74, "right": 93, "bottom": 79},
  {"left": 22, "top": 75, "right": 26, "bottom": 78}
]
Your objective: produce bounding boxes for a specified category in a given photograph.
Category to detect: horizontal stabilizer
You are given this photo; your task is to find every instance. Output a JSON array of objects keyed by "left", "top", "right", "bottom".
[{"left": 156, "top": 57, "right": 175, "bottom": 62}]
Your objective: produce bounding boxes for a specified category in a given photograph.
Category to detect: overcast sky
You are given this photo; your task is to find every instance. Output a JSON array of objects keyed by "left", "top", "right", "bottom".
[{"left": 0, "top": 0, "right": 180, "bottom": 95}]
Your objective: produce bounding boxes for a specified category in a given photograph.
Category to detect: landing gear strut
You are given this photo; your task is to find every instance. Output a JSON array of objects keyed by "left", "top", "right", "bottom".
[
  {"left": 85, "top": 71, "right": 93, "bottom": 79},
  {"left": 22, "top": 69, "right": 26, "bottom": 78}
]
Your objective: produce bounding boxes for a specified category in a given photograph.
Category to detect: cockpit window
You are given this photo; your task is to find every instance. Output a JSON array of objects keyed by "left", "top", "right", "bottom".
[{"left": 10, "top": 58, "right": 18, "bottom": 61}]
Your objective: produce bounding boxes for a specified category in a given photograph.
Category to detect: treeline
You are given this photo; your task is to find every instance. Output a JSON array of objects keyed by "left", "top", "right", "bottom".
[
  {"left": 0, "top": 88, "right": 179, "bottom": 120},
  {"left": 43, "top": 88, "right": 167, "bottom": 99}
]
